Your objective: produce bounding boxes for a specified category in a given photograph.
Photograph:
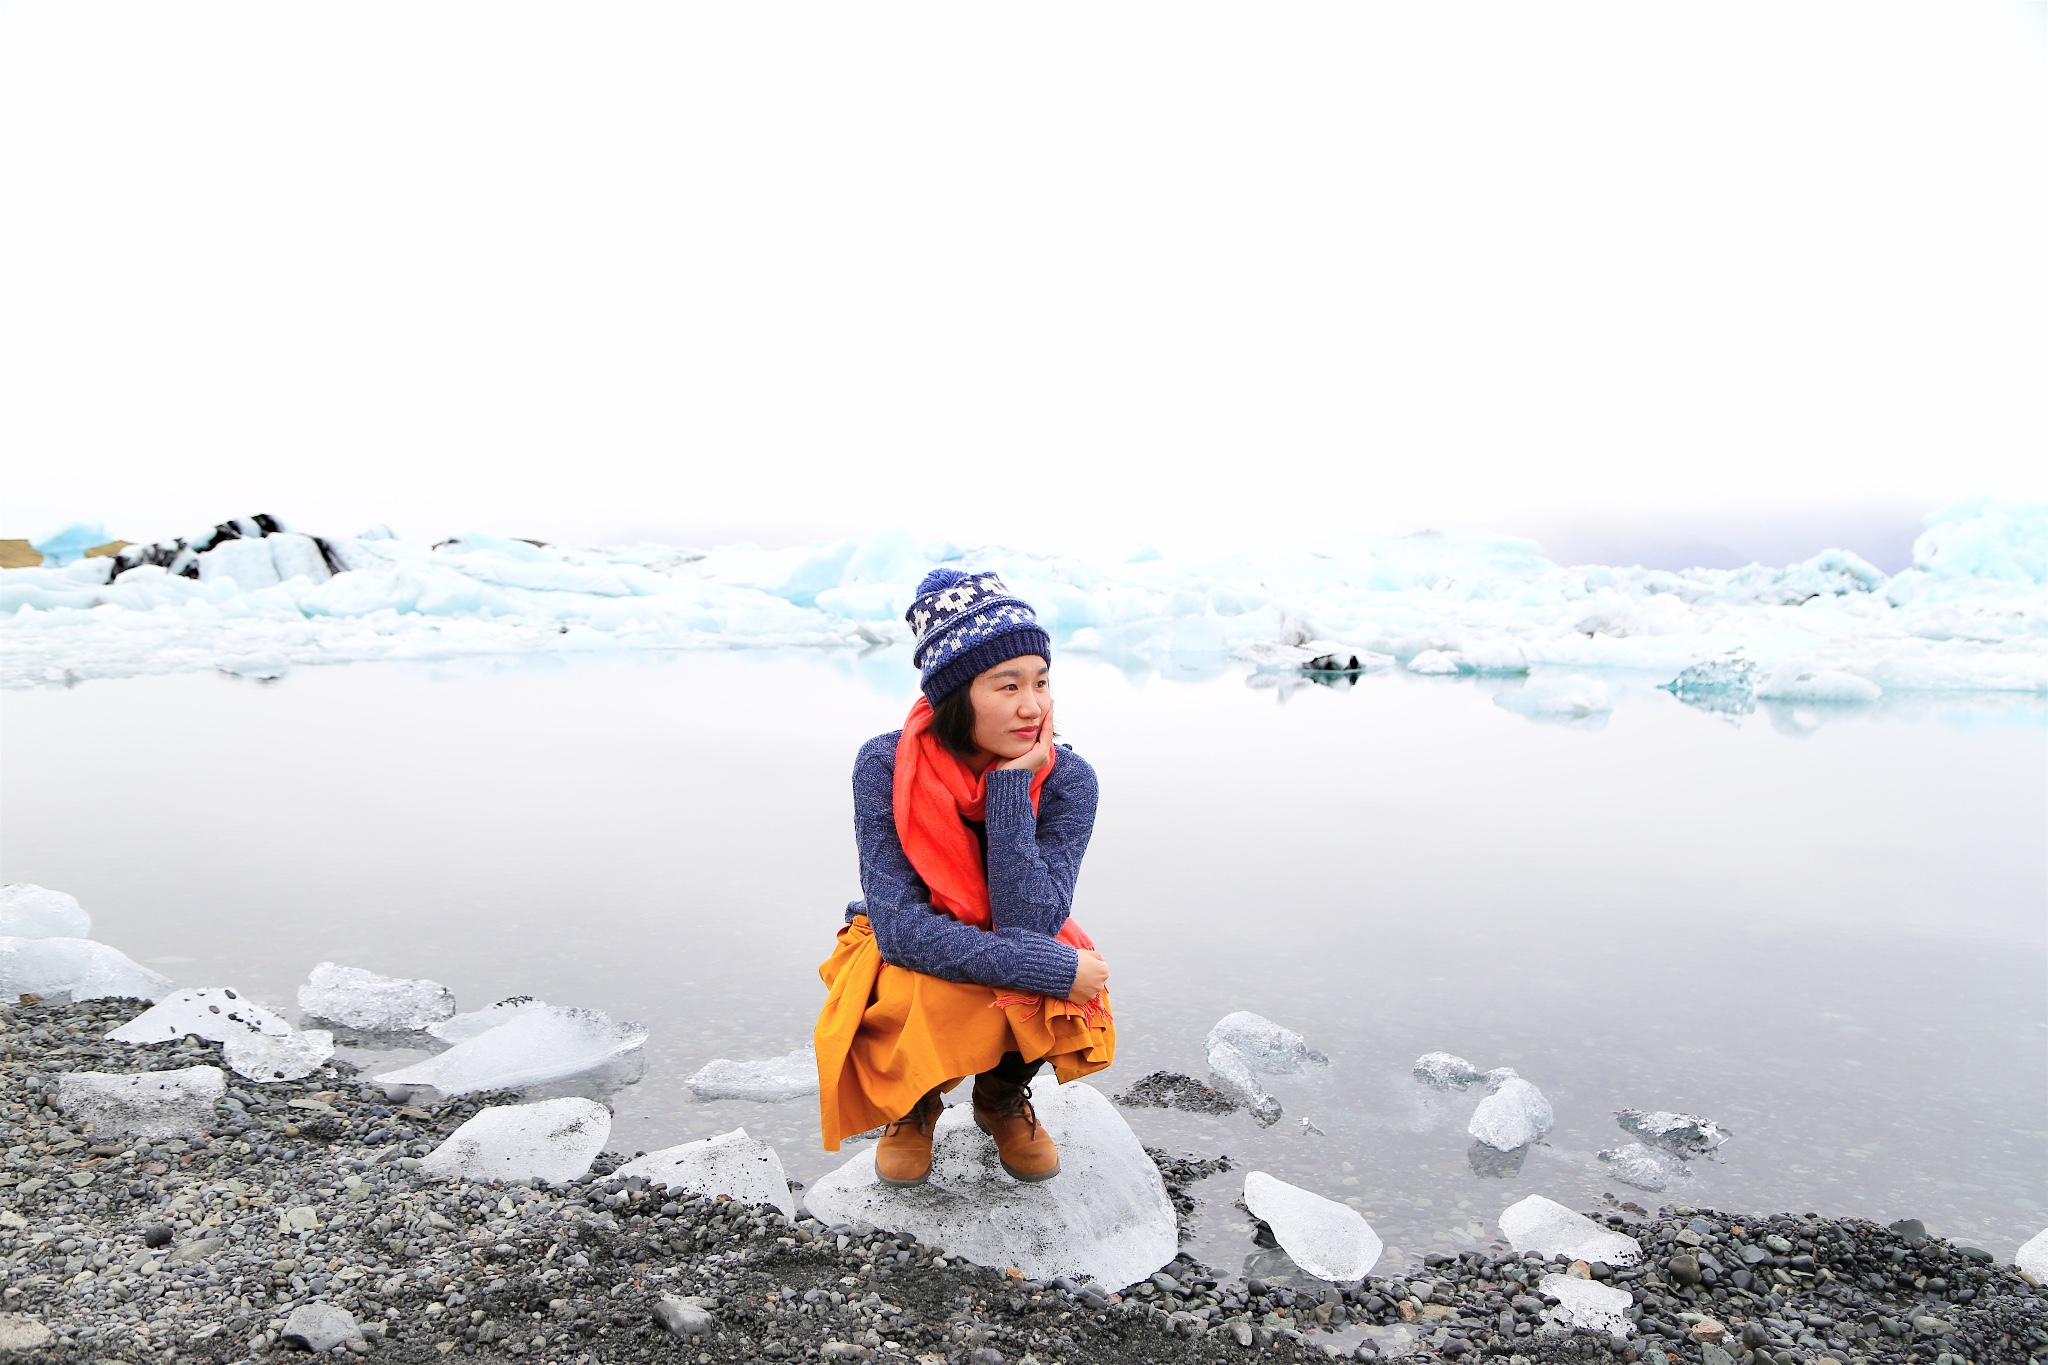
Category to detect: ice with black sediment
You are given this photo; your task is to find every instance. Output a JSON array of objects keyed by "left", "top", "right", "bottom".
[
  {"left": 107, "top": 986, "right": 335, "bottom": 1083},
  {"left": 375, "top": 1005, "right": 647, "bottom": 1097},
  {"left": 685, "top": 1045, "right": 818, "bottom": 1102},
  {"left": 804, "top": 1079, "right": 1176, "bottom": 1291},
  {"left": 1615, "top": 1108, "right": 1732, "bottom": 1159},
  {"left": 298, "top": 961, "right": 456, "bottom": 1032},
  {"left": 420, "top": 1097, "right": 611, "bottom": 1184},
  {"left": 56, "top": 1065, "right": 225, "bottom": 1140},
  {"left": 615, "top": 1128, "right": 797, "bottom": 1219}
]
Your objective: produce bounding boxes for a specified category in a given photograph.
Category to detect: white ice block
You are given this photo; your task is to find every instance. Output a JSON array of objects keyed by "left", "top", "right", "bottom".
[
  {"left": 616, "top": 1128, "right": 796, "bottom": 1219},
  {"left": 1243, "top": 1171, "right": 1382, "bottom": 1282},
  {"left": 1204, "top": 1011, "right": 1328, "bottom": 1075},
  {"left": 1468, "top": 1071, "right": 1554, "bottom": 1151},
  {"left": 804, "top": 1080, "right": 1176, "bottom": 1291},
  {"left": 298, "top": 962, "right": 456, "bottom": 1032},
  {"left": 420, "top": 1097, "right": 611, "bottom": 1185},
  {"left": 1539, "top": 1273, "right": 1634, "bottom": 1335},
  {"left": 428, "top": 996, "right": 550, "bottom": 1044},
  {"left": 2016, "top": 1226, "right": 2048, "bottom": 1282},
  {"left": 686, "top": 1045, "right": 818, "bottom": 1102},
  {"left": 1411, "top": 1051, "right": 1483, "bottom": 1091},
  {"left": 58, "top": 1066, "right": 225, "bottom": 1140},
  {"left": 266, "top": 533, "right": 332, "bottom": 584},
  {"left": 1205, "top": 1040, "right": 1282, "bottom": 1124},
  {"left": 107, "top": 986, "right": 334, "bottom": 1083},
  {"left": 0, "top": 884, "right": 89, "bottom": 939},
  {"left": 375, "top": 1006, "right": 646, "bottom": 1097},
  {"left": 197, "top": 538, "right": 281, "bottom": 590},
  {"left": 1596, "top": 1142, "right": 1689, "bottom": 1193},
  {"left": 0, "top": 936, "right": 172, "bottom": 1003},
  {"left": 1498, "top": 1195, "right": 1642, "bottom": 1266},
  {"left": 1614, "top": 1108, "right": 1731, "bottom": 1159}
]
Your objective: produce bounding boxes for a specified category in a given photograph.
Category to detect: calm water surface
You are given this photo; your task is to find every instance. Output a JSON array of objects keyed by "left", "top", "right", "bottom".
[{"left": 4, "top": 651, "right": 2043, "bottom": 1276}]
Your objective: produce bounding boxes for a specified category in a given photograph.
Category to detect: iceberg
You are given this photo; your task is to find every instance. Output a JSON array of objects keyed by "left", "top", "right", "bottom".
[
  {"left": 1411, "top": 1051, "right": 1484, "bottom": 1091},
  {"left": 297, "top": 961, "right": 456, "bottom": 1032},
  {"left": 1468, "top": 1071, "right": 1554, "bottom": 1152},
  {"left": 420, "top": 1097, "right": 611, "bottom": 1184},
  {"left": 57, "top": 1066, "right": 225, "bottom": 1140},
  {"left": 1539, "top": 1273, "right": 1634, "bottom": 1335},
  {"left": 0, "top": 884, "right": 89, "bottom": 939},
  {"left": 804, "top": 1080, "right": 1176, "bottom": 1290},
  {"left": 1596, "top": 1142, "right": 1689, "bottom": 1192},
  {"left": 1205, "top": 1011, "right": 1328, "bottom": 1075},
  {"left": 1614, "top": 1108, "right": 1731, "bottom": 1159},
  {"left": 1498, "top": 1194, "right": 1642, "bottom": 1266},
  {"left": 1755, "top": 662, "right": 1882, "bottom": 704},
  {"left": 615, "top": 1128, "right": 796, "bottom": 1218},
  {"left": 374, "top": 1006, "right": 646, "bottom": 1097},
  {"left": 1242, "top": 1171, "right": 1382, "bottom": 1281},
  {"left": 427, "top": 995, "right": 550, "bottom": 1044},
  {"left": 1660, "top": 654, "right": 1760, "bottom": 715},
  {"left": 685, "top": 1045, "right": 818, "bottom": 1102},
  {"left": 0, "top": 936, "right": 171, "bottom": 1002},
  {"left": 107, "top": 986, "right": 335, "bottom": 1083}
]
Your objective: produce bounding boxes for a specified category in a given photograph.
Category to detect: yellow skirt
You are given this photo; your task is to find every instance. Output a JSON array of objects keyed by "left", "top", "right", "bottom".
[{"left": 813, "top": 915, "right": 1116, "bottom": 1150}]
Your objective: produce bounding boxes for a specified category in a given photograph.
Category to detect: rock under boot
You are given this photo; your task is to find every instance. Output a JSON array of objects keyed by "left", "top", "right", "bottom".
[
  {"left": 874, "top": 1088, "right": 944, "bottom": 1187},
  {"left": 972, "top": 1074, "right": 1060, "bottom": 1182}
]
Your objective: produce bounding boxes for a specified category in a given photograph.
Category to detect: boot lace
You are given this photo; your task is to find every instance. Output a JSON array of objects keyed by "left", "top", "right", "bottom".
[{"left": 981, "top": 1083, "right": 1040, "bottom": 1136}]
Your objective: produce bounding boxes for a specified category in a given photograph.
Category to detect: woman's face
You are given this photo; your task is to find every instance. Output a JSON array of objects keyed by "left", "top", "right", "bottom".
[{"left": 967, "top": 655, "right": 1051, "bottom": 761}]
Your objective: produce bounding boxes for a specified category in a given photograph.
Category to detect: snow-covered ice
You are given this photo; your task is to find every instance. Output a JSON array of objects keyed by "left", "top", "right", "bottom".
[
  {"left": 1411, "top": 1052, "right": 1484, "bottom": 1091},
  {"left": 57, "top": 1066, "right": 225, "bottom": 1140},
  {"left": 1596, "top": 1142, "right": 1690, "bottom": 1192},
  {"left": 804, "top": 1080, "right": 1176, "bottom": 1291},
  {"left": 427, "top": 996, "right": 550, "bottom": 1044},
  {"left": 686, "top": 1045, "right": 818, "bottom": 1102},
  {"left": 0, "top": 885, "right": 89, "bottom": 939},
  {"left": 2017, "top": 1226, "right": 2048, "bottom": 1281},
  {"left": 1498, "top": 1194, "right": 1643, "bottom": 1266},
  {"left": 615, "top": 1129, "right": 796, "bottom": 1219},
  {"left": 7, "top": 499, "right": 2046, "bottom": 697},
  {"left": 1614, "top": 1108, "right": 1731, "bottom": 1159},
  {"left": 297, "top": 961, "right": 456, "bottom": 1032},
  {"left": 420, "top": 1097, "right": 611, "bottom": 1184},
  {"left": 1242, "top": 1171, "right": 1383, "bottom": 1281},
  {"left": 1205, "top": 1012, "right": 1328, "bottom": 1075},
  {"left": 1539, "top": 1274, "right": 1634, "bottom": 1335},
  {"left": 375, "top": 1006, "right": 646, "bottom": 1097},
  {"left": 0, "top": 936, "right": 171, "bottom": 1003},
  {"left": 107, "top": 986, "right": 335, "bottom": 1082},
  {"left": 1468, "top": 1071, "right": 1554, "bottom": 1151}
]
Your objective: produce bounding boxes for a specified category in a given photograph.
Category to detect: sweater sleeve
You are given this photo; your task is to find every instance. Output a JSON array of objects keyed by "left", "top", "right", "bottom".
[
  {"left": 983, "top": 749, "right": 1098, "bottom": 939},
  {"left": 850, "top": 735, "right": 1079, "bottom": 999}
]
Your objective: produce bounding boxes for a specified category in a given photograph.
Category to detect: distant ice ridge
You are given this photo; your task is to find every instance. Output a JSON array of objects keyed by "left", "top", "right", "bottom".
[{"left": 6, "top": 501, "right": 2047, "bottom": 694}]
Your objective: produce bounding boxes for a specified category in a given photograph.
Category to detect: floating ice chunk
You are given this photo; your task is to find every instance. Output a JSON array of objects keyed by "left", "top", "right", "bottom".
[
  {"left": 375, "top": 1006, "right": 647, "bottom": 1097},
  {"left": 1205, "top": 1012, "right": 1328, "bottom": 1075},
  {"left": 1406, "top": 649, "right": 1462, "bottom": 675},
  {"left": 1597, "top": 1142, "right": 1689, "bottom": 1192},
  {"left": 0, "top": 936, "right": 171, "bottom": 1003},
  {"left": 58, "top": 1066, "right": 225, "bottom": 1140},
  {"left": 805, "top": 1080, "right": 1176, "bottom": 1290},
  {"left": 616, "top": 1128, "right": 796, "bottom": 1218},
  {"left": 1205, "top": 1041, "right": 1282, "bottom": 1125},
  {"left": 686, "top": 1045, "right": 817, "bottom": 1102},
  {"left": 1468, "top": 1071, "right": 1554, "bottom": 1151},
  {"left": 1661, "top": 655, "right": 1759, "bottom": 715},
  {"left": 1498, "top": 1194, "right": 1642, "bottom": 1266},
  {"left": 1412, "top": 1052, "right": 1484, "bottom": 1091},
  {"left": 1614, "top": 1108, "right": 1731, "bottom": 1159},
  {"left": 427, "top": 995, "right": 549, "bottom": 1044},
  {"left": 107, "top": 986, "right": 335, "bottom": 1083},
  {"left": 1539, "top": 1273, "right": 1634, "bottom": 1335},
  {"left": 420, "top": 1097, "right": 611, "bottom": 1184},
  {"left": 1494, "top": 675, "right": 1613, "bottom": 719},
  {"left": 1756, "top": 663, "right": 1882, "bottom": 704},
  {"left": 0, "top": 884, "right": 90, "bottom": 939},
  {"left": 298, "top": 961, "right": 456, "bottom": 1032},
  {"left": 2017, "top": 1226, "right": 2048, "bottom": 1281},
  {"left": 1243, "top": 1171, "right": 1382, "bottom": 1281},
  {"left": 1459, "top": 641, "right": 1530, "bottom": 675}
]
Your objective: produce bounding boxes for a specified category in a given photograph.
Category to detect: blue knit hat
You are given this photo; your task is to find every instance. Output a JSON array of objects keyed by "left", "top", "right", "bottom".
[{"left": 905, "top": 568, "right": 1052, "bottom": 704}]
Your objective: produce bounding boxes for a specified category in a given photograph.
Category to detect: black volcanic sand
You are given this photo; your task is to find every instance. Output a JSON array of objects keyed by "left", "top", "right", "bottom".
[{"left": 2, "top": 997, "right": 2042, "bottom": 1364}]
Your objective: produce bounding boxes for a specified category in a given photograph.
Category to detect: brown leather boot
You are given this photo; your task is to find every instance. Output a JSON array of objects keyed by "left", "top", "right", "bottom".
[
  {"left": 874, "top": 1088, "right": 944, "bottom": 1187},
  {"left": 972, "top": 1074, "right": 1060, "bottom": 1182}
]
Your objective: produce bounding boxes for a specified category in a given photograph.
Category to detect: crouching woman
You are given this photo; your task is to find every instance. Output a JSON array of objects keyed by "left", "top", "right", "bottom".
[{"left": 814, "top": 569, "right": 1113, "bottom": 1184}]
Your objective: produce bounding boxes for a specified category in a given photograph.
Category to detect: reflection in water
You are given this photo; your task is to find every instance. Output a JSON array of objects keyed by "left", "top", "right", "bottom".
[{"left": 1467, "top": 1140, "right": 1530, "bottom": 1180}]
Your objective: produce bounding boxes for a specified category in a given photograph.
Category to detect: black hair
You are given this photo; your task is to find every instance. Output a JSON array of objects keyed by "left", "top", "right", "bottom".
[{"left": 931, "top": 683, "right": 980, "bottom": 760}]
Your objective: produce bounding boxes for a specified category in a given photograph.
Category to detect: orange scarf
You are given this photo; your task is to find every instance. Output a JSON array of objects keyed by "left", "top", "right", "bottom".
[{"left": 892, "top": 698, "right": 1102, "bottom": 991}]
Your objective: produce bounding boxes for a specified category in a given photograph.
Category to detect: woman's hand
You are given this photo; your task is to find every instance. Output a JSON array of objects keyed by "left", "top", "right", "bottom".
[
  {"left": 1068, "top": 947, "right": 1109, "bottom": 1004},
  {"left": 996, "top": 699, "right": 1055, "bottom": 773}
]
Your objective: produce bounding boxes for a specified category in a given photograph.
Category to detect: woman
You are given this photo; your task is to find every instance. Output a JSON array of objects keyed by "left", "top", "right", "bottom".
[{"left": 814, "top": 568, "right": 1114, "bottom": 1185}]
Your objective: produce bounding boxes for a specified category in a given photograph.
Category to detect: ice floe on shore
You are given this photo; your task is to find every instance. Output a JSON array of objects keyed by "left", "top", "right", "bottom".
[
  {"left": 108, "top": 987, "right": 334, "bottom": 1082},
  {"left": 5, "top": 500, "right": 2047, "bottom": 697}
]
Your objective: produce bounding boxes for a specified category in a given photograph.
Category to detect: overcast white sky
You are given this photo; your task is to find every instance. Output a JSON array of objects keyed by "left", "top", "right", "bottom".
[{"left": 3, "top": 3, "right": 2044, "bottom": 565}]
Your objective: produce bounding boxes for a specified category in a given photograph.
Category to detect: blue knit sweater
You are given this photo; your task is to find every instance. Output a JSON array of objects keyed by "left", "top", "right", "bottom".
[{"left": 847, "top": 731, "right": 1097, "bottom": 999}]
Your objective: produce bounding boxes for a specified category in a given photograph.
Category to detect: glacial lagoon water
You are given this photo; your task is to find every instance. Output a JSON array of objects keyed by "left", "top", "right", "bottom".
[{"left": 3, "top": 650, "right": 2043, "bottom": 1278}]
